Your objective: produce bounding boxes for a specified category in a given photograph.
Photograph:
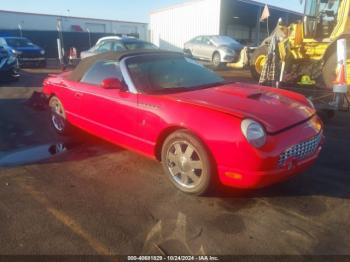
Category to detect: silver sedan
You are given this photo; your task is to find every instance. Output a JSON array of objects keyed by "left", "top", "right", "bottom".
[{"left": 184, "top": 35, "right": 243, "bottom": 68}]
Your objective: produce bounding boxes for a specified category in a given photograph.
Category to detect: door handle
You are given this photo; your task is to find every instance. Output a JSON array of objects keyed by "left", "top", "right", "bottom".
[{"left": 74, "top": 92, "right": 84, "bottom": 98}]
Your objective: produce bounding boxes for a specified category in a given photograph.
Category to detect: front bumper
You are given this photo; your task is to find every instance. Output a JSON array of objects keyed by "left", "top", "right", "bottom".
[
  {"left": 18, "top": 56, "right": 46, "bottom": 66},
  {"left": 221, "top": 54, "right": 239, "bottom": 63},
  {"left": 215, "top": 115, "right": 324, "bottom": 189},
  {"left": 20, "top": 57, "right": 45, "bottom": 61},
  {"left": 217, "top": 145, "right": 322, "bottom": 189},
  {"left": 220, "top": 50, "right": 240, "bottom": 63}
]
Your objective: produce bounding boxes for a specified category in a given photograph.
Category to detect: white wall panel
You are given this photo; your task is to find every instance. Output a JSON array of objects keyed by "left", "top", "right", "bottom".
[{"left": 150, "top": 0, "right": 222, "bottom": 51}]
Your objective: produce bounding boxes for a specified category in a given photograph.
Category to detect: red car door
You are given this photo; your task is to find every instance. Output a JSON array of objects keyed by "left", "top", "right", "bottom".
[
  {"left": 76, "top": 60, "right": 144, "bottom": 151},
  {"left": 53, "top": 79, "right": 84, "bottom": 125}
]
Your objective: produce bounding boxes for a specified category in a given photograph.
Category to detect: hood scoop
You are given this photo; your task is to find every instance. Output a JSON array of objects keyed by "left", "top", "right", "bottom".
[{"left": 247, "top": 93, "right": 264, "bottom": 100}]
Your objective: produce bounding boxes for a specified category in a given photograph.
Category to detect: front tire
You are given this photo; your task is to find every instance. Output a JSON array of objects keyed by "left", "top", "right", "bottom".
[
  {"left": 161, "top": 130, "right": 214, "bottom": 195},
  {"left": 10, "top": 68, "right": 20, "bottom": 82},
  {"left": 49, "top": 96, "right": 70, "bottom": 135},
  {"left": 212, "top": 52, "right": 222, "bottom": 69},
  {"left": 250, "top": 45, "right": 268, "bottom": 81}
]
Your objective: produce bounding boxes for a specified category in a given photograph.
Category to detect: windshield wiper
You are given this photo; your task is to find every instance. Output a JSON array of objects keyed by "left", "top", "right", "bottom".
[{"left": 192, "top": 80, "right": 235, "bottom": 90}]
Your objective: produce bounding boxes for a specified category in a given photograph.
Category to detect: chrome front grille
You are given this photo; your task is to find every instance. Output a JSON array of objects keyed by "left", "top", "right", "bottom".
[{"left": 279, "top": 133, "right": 322, "bottom": 167}]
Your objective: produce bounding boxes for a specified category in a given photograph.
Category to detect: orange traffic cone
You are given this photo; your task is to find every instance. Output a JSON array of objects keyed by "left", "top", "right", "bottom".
[{"left": 334, "top": 63, "right": 347, "bottom": 85}]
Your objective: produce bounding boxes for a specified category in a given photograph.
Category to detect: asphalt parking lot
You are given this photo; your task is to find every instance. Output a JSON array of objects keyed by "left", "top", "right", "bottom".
[{"left": 0, "top": 68, "right": 350, "bottom": 256}]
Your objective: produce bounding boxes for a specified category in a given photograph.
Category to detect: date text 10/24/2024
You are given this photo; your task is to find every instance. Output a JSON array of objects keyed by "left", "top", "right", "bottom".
[{"left": 127, "top": 256, "right": 220, "bottom": 261}]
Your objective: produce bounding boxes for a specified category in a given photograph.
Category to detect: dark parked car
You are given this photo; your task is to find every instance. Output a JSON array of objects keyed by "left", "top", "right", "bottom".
[
  {"left": 0, "top": 46, "right": 20, "bottom": 82},
  {"left": 80, "top": 36, "right": 158, "bottom": 59},
  {"left": 0, "top": 36, "right": 46, "bottom": 67}
]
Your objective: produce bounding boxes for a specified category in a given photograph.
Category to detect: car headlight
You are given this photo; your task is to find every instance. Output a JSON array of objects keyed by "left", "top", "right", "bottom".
[
  {"left": 40, "top": 50, "right": 45, "bottom": 55},
  {"left": 220, "top": 47, "right": 233, "bottom": 54},
  {"left": 307, "top": 98, "right": 315, "bottom": 109},
  {"left": 7, "top": 55, "right": 17, "bottom": 65},
  {"left": 11, "top": 49, "right": 22, "bottom": 55},
  {"left": 241, "top": 119, "right": 267, "bottom": 148}
]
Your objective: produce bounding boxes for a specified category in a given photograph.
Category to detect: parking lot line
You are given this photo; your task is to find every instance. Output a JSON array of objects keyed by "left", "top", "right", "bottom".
[{"left": 15, "top": 177, "right": 113, "bottom": 256}]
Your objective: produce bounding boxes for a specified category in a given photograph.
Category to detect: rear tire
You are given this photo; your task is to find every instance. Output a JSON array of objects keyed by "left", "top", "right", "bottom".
[
  {"left": 161, "top": 130, "right": 214, "bottom": 196},
  {"left": 250, "top": 45, "right": 268, "bottom": 81},
  {"left": 49, "top": 96, "right": 70, "bottom": 135}
]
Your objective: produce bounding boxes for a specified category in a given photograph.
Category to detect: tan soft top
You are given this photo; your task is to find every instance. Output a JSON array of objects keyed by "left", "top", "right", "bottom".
[{"left": 68, "top": 49, "right": 182, "bottom": 82}]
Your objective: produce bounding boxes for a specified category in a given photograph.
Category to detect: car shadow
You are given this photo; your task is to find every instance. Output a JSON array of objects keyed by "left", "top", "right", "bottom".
[
  {"left": 0, "top": 97, "right": 119, "bottom": 167},
  {"left": 0, "top": 68, "right": 61, "bottom": 88}
]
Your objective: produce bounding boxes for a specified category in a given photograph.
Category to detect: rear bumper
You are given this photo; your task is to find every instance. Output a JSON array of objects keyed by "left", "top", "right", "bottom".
[{"left": 217, "top": 146, "right": 322, "bottom": 189}]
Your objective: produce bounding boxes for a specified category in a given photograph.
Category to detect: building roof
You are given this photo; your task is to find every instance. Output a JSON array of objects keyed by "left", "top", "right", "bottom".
[
  {"left": 236, "top": 0, "right": 303, "bottom": 15},
  {"left": 150, "top": 0, "right": 303, "bottom": 16},
  {"left": 0, "top": 9, "right": 147, "bottom": 25}
]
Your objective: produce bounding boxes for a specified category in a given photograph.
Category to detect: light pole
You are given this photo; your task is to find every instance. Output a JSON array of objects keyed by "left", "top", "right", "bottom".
[
  {"left": 57, "top": 18, "right": 65, "bottom": 68},
  {"left": 18, "top": 22, "right": 23, "bottom": 37},
  {"left": 87, "top": 28, "right": 92, "bottom": 48}
]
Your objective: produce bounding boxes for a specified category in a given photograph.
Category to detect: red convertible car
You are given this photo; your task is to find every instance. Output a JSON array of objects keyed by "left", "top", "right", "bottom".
[{"left": 43, "top": 50, "right": 323, "bottom": 195}]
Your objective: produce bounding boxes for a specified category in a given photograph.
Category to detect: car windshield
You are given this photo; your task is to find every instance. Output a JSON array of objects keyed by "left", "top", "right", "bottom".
[
  {"left": 211, "top": 36, "right": 241, "bottom": 47},
  {"left": 124, "top": 41, "right": 158, "bottom": 50},
  {"left": 126, "top": 54, "right": 225, "bottom": 94},
  {"left": 5, "top": 38, "right": 34, "bottom": 48}
]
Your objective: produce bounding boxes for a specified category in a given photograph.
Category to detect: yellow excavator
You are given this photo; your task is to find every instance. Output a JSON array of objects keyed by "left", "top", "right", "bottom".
[{"left": 249, "top": 0, "right": 350, "bottom": 90}]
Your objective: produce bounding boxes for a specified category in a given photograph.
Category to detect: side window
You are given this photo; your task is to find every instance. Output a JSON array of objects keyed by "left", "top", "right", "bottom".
[
  {"left": 112, "top": 41, "right": 126, "bottom": 51},
  {"left": 96, "top": 41, "right": 113, "bottom": 52},
  {"left": 80, "top": 60, "right": 123, "bottom": 86},
  {"left": 195, "top": 36, "right": 203, "bottom": 43},
  {"left": 202, "top": 37, "right": 211, "bottom": 45}
]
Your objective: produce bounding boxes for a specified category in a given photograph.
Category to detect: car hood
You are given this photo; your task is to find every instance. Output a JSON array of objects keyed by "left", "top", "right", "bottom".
[
  {"left": 80, "top": 50, "right": 96, "bottom": 59},
  {"left": 220, "top": 44, "right": 243, "bottom": 51},
  {"left": 166, "top": 83, "right": 315, "bottom": 134},
  {"left": 14, "top": 46, "right": 43, "bottom": 53}
]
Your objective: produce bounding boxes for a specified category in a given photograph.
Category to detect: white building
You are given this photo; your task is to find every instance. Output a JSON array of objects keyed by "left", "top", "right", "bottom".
[
  {"left": 150, "top": 0, "right": 302, "bottom": 51},
  {"left": 0, "top": 10, "right": 148, "bottom": 40}
]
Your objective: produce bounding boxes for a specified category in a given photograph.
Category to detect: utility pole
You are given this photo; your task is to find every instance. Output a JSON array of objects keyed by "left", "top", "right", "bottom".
[
  {"left": 18, "top": 23, "right": 23, "bottom": 37},
  {"left": 87, "top": 28, "right": 92, "bottom": 48},
  {"left": 57, "top": 18, "right": 65, "bottom": 69}
]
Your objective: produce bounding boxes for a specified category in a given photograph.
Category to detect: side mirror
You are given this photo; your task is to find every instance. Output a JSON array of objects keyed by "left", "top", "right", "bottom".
[{"left": 101, "top": 78, "right": 123, "bottom": 90}]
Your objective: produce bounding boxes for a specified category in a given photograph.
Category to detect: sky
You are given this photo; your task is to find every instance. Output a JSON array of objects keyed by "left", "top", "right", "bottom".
[{"left": 0, "top": 0, "right": 304, "bottom": 23}]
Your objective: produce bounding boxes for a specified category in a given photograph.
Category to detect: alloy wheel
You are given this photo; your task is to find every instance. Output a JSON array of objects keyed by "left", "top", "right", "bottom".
[
  {"left": 213, "top": 53, "right": 221, "bottom": 67},
  {"left": 51, "top": 101, "right": 65, "bottom": 132},
  {"left": 166, "top": 141, "right": 204, "bottom": 189}
]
